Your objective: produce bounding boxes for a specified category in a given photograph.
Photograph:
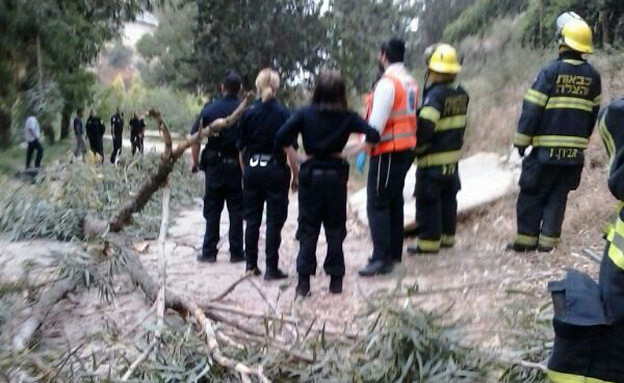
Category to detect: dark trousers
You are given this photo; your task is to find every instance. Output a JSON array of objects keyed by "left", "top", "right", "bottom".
[
  {"left": 243, "top": 162, "right": 290, "bottom": 270},
  {"left": 88, "top": 135, "right": 104, "bottom": 161},
  {"left": 297, "top": 162, "right": 348, "bottom": 277},
  {"left": 600, "top": 240, "right": 624, "bottom": 324},
  {"left": 202, "top": 161, "right": 244, "bottom": 259},
  {"left": 415, "top": 165, "right": 461, "bottom": 251},
  {"left": 367, "top": 150, "right": 415, "bottom": 263},
  {"left": 26, "top": 139, "right": 44, "bottom": 168},
  {"left": 515, "top": 154, "right": 582, "bottom": 248},
  {"left": 110, "top": 136, "right": 122, "bottom": 163},
  {"left": 131, "top": 132, "right": 144, "bottom": 156}
]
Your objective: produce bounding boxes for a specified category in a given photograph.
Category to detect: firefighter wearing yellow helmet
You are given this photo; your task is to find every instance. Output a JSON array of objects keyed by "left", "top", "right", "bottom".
[
  {"left": 508, "top": 12, "right": 601, "bottom": 253},
  {"left": 407, "top": 44, "right": 469, "bottom": 255}
]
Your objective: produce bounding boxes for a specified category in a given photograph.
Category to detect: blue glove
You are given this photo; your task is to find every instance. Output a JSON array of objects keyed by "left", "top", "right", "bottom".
[{"left": 356, "top": 152, "right": 367, "bottom": 173}]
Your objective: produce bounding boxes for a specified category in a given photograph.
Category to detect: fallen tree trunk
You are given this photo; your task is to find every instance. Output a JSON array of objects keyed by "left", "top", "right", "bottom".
[
  {"left": 110, "top": 234, "right": 271, "bottom": 382},
  {"left": 12, "top": 276, "right": 81, "bottom": 351}
]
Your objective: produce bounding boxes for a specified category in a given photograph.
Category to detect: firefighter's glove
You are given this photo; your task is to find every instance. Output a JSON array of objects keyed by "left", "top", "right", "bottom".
[
  {"left": 516, "top": 146, "right": 527, "bottom": 158},
  {"left": 356, "top": 152, "right": 367, "bottom": 174}
]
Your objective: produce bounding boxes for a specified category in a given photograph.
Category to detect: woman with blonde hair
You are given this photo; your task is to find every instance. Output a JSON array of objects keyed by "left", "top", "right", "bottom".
[{"left": 237, "top": 68, "right": 298, "bottom": 280}]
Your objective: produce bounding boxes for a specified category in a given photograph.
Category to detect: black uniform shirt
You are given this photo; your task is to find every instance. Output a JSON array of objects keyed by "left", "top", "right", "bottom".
[
  {"left": 237, "top": 98, "right": 290, "bottom": 158},
  {"left": 191, "top": 95, "right": 240, "bottom": 158},
  {"left": 130, "top": 118, "right": 146, "bottom": 135},
  {"left": 275, "top": 106, "right": 380, "bottom": 155},
  {"left": 111, "top": 113, "right": 124, "bottom": 136},
  {"left": 86, "top": 116, "right": 105, "bottom": 137}
]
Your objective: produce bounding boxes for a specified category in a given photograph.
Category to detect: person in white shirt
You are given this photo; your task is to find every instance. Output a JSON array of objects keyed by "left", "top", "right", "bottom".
[
  {"left": 24, "top": 115, "right": 44, "bottom": 169},
  {"left": 359, "top": 38, "right": 419, "bottom": 277}
]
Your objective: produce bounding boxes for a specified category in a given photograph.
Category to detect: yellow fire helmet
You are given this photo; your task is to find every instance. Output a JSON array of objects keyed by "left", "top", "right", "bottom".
[
  {"left": 425, "top": 43, "right": 462, "bottom": 74},
  {"left": 556, "top": 12, "right": 593, "bottom": 54}
]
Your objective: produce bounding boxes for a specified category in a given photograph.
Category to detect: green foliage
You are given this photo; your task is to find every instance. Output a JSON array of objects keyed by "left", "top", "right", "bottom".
[
  {"left": 444, "top": 0, "right": 527, "bottom": 42},
  {"left": 136, "top": 2, "right": 199, "bottom": 91},
  {"left": 415, "top": 0, "right": 475, "bottom": 50},
  {"left": 193, "top": 0, "right": 328, "bottom": 95},
  {"left": 93, "top": 76, "right": 203, "bottom": 132},
  {"left": 0, "top": 153, "right": 202, "bottom": 241},
  {"left": 12, "top": 82, "right": 64, "bottom": 143},
  {"left": 0, "top": 0, "right": 159, "bottom": 149},
  {"left": 107, "top": 41, "right": 134, "bottom": 69},
  {"left": 327, "top": 0, "right": 420, "bottom": 94}
]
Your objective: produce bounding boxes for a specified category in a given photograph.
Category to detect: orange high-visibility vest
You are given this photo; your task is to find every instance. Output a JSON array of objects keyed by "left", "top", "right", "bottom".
[{"left": 370, "top": 74, "right": 418, "bottom": 156}]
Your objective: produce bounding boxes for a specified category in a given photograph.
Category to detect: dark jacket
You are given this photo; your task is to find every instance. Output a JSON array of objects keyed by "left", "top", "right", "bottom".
[
  {"left": 514, "top": 51, "right": 601, "bottom": 165},
  {"left": 191, "top": 94, "right": 240, "bottom": 158},
  {"left": 237, "top": 98, "right": 290, "bottom": 161},
  {"left": 417, "top": 82, "right": 469, "bottom": 167},
  {"left": 275, "top": 106, "right": 380, "bottom": 156},
  {"left": 86, "top": 116, "right": 105, "bottom": 138}
]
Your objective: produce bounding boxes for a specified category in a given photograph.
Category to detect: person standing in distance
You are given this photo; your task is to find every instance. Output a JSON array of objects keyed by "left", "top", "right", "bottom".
[
  {"left": 237, "top": 68, "right": 297, "bottom": 279},
  {"left": 130, "top": 111, "right": 146, "bottom": 156},
  {"left": 86, "top": 108, "right": 105, "bottom": 163},
  {"left": 191, "top": 70, "right": 245, "bottom": 264},
  {"left": 24, "top": 114, "right": 44, "bottom": 170},
  {"left": 110, "top": 107, "right": 124, "bottom": 164},
  {"left": 276, "top": 71, "right": 380, "bottom": 297},
  {"left": 508, "top": 12, "right": 601, "bottom": 253},
  {"left": 73, "top": 108, "right": 87, "bottom": 160},
  {"left": 359, "top": 38, "right": 419, "bottom": 277}
]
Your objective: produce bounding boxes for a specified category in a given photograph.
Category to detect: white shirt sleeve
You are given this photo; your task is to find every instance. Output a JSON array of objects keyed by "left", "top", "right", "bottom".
[{"left": 367, "top": 78, "right": 395, "bottom": 133}]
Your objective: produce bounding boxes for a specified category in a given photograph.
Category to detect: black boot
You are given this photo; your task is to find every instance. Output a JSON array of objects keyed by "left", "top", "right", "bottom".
[
  {"left": 297, "top": 274, "right": 311, "bottom": 297},
  {"left": 230, "top": 254, "right": 245, "bottom": 263},
  {"left": 246, "top": 264, "right": 262, "bottom": 276},
  {"left": 329, "top": 276, "right": 343, "bottom": 294},
  {"left": 506, "top": 242, "right": 537, "bottom": 252},
  {"left": 264, "top": 268, "right": 288, "bottom": 281},
  {"left": 197, "top": 253, "right": 217, "bottom": 263},
  {"left": 358, "top": 260, "right": 393, "bottom": 277}
]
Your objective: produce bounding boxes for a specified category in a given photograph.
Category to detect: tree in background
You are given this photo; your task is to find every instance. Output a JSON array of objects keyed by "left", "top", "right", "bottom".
[
  {"left": 327, "top": 0, "right": 419, "bottom": 94},
  {"left": 0, "top": 0, "right": 160, "bottom": 147},
  {"left": 136, "top": 2, "right": 199, "bottom": 91},
  {"left": 415, "top": 0, "right": 474, "bottom": 51},
  {"left": 193, "top": 0, "right": 328, "bottom": 96}
]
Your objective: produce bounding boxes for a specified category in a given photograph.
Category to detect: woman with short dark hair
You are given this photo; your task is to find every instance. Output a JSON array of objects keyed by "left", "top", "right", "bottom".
[{"left": 275, "top": 71, "right": 380, "bottom": 297}]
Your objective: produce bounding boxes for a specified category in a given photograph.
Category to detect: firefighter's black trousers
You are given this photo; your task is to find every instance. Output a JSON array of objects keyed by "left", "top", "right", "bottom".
[
  {"left": 546, "top": 245, "right": 624, "bottom": 383},
  {"left": 296, "top": 161, "right": 348, "bottom": 277},
  {"left": 515, "top": 153, "right": 582, "bottom": 248},
  {"left": 243, "top": 160, "right": 290, "bottom": 270},
  {"left": 202, "top": 159, "right": 244, "bottom": 259},
  {"left": 367, "top": 150, "right": 415, "bottom": 263},
  {"left": 415, "top": 165, "right": 461, "bottom": 251}
]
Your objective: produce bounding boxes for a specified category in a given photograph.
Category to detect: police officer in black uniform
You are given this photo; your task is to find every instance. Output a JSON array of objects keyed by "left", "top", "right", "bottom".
[
  {"left": 407, "top": 43, "right": 469, "bottom": 255},
  {"left": 237, "top": 68, "right": 296, "bottom": 279},
  {"left": 191, "top": 70, "right": 245, "bottom": 263},
  {"left": 508, "top": 12, "right": 601, "bottom": 253},
  {"left": 130, "top": 112, "right": 146, "bottom": 156},
  {"left": 110, "top": 107, "right": 124, "bottom": 164},
  {"left": 86, "top": 108, "right": 105, "bottom": 162},
  {"left": 276, "top": 71, "right": 380, "bottom": 297}
]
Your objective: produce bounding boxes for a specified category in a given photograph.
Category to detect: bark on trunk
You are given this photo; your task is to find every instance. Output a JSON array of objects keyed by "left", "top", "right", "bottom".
[
  {"left": 12, "top": 276, "right": 80, "bottom": 351},
  {"left": 60, "top": 104, "right": 71, "bottom": 140},
  {"left": 0, "top": 108, "right": 11, "bottom": 149}
]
